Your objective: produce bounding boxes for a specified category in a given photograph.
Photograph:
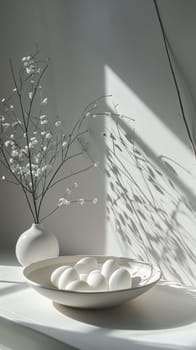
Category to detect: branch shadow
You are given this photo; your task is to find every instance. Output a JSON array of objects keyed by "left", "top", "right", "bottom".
[{"left": 97, "top": 112, "right": 196, "bottom": 285}]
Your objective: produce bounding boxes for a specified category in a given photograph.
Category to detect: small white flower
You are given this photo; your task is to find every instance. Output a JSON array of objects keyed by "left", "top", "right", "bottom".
[
  {"left": 29, "top": 139, "right": 38, "bottom": 148},
  {"left": 40, "top": 119, "right": 48, "bottom": 125},
  {"left": 55, "top": 121, "right": 61, "bottom": 127},
  {"left": 92, "top": 114, "right": 97, "bottom": 118},
  {"left": 45, "top": 132, "right": 52, "bottom": 139},
  {"left": 18, "top": 151, "right": 24, "bottom": 158},
  {"left": 10, "top": 105, "right": 14, "bottom": 110},
  {"left": 41, "top": 131, "right": 46, "bottom": 136},
  {"left": 94, "top": 161, "right": 99, "bottom": 167},
  {"left": 9, "top": 158, "right": 14, "bottom": 164},
  {"left": 12, "top": 121, "right": 18, "bottom": 127},
  {"left": 58, "top": 197, "right": 71, "bottom": 207},
  {"left": 1, "top": 176, "right": 6, "bottom": 181},
  {"left": 40, "top": 114, "right": 46, "bottom": 120},
  {"left": 43, "top": 146, "right": 47, "bottom": 152},
  {"left": 4, "top": 140, "right": 11, "bottom": 147},
  {"left": 41, "top": 97, "right": 48, "bottom": 105},
  {"left": 64, "top": 199, "right": 71, "bottom": 206},
  {"left": 13, "top": 88, "right": 17, "bottom": 92},
  {"left": 62, "top": 141, "right": 67, "bottom": 148},
  {"left": 85, "top": 112, "right": 90, "bottom": 117},
  {"left": 29, "top": 92, "right": 33, "bottom": 100},
  {"left": 30, "top": 137, "right": 38, "bottom": 146},
  {"left": 21, "top": 148, "right": 27, "bottom": 156},
  {"left": 11, "top": 150, "right": 19, "bottom": 157},
  {"left": 1, "top": 98, "right": 5, "bottom": 103},
  {"left": 24, "top": 133, "right": 27, "bottom": 138},
  {"left": 33, "top": 139, "right": 38, "bottom": 145},
  {"left": 92, "top": 197, "right": 98, "bottom": 204},
  {"left": 2, "top": 123, "right": 10, "bottom": 129},
  {"left": 10, "top": 134, "right": 14, "bottom": 139},
  {"left": 66, "top": 188, "right": 71, "bottom": 195},
  {"left": 34, "top": 154, "right": 40, "bottom": 163},
  {"left": 26, "top": 65, "right": 36, "bottom": 74},
  {"left": 41, "top": 164, "right": 52, "bottom": 172},
  {"left": 0, "top": 115, "right": 5, "bottom": 121},
  {"left": 35, "top": 168, "right": 41, "bottom": 177},
  {"left": 31, "top": 164, "right": 38, "bottom": 169},
  {"left": 34, "top": 157, "right": 39, "bottom": 164},
  {"left": 73, "top": 182, "right": 78, "bottom": 188},
  {"left": 78, "top": 198, "right": 85, "bottom": 206},
  {"left": 58, "top": 198, "right": 65, "bottom": 207}
]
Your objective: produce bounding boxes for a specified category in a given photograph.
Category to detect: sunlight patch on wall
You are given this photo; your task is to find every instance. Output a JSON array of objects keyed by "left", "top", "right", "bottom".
[
  {"left": 103, "top": 65, "right": 196, "bottom": 286},
  {"left": 104, "top": 65, "right": 196, "bottom": 178}
]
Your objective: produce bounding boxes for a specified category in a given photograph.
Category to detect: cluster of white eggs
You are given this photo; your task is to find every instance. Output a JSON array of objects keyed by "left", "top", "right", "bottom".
[{"left": 50, "top": 256, "right": 132, "bottom": 292}]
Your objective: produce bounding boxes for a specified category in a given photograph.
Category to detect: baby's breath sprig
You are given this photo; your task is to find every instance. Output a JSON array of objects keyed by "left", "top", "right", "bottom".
[{"left": 0, "top": 52, "right": 119, "bottom": 224}]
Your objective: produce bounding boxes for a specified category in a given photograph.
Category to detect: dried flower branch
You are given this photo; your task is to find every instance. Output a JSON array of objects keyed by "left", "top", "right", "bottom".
[{"left": 0, "top": 52, "right": 113, "bottom": 224}]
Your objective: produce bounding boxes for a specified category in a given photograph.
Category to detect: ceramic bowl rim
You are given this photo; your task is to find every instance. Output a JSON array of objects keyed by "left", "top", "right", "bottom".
[{"left": 23, "top": 255, "right": 161, "bottom": 295}]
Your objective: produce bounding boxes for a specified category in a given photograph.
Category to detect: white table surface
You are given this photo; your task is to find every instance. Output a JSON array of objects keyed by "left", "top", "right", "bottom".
[{"left": 0, "top": 253, "right": 196, "bottom": 350}]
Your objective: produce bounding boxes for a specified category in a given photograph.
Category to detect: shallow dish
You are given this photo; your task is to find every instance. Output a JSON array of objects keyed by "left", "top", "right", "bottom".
[{"left": 23, "top": 255, "right": 161, "bottom": 309}]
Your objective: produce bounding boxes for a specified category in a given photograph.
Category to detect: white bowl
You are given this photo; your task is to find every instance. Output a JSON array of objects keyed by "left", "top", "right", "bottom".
[{"left": 23, "top": 255, "right": 161, "bottom": 309}]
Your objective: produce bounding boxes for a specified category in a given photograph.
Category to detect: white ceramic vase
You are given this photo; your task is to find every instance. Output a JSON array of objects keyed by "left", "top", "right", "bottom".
[{"left": 15, "top": 223, "right": 59, "bottom": 266}]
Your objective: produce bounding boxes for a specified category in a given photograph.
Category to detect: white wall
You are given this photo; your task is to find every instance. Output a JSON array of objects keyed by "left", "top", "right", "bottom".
[
  {"left": 0, "top": 0, "right": 106, "bottom": 255},
  {"left": 1, "top": 0, "right": 196, "bottom": 285}
]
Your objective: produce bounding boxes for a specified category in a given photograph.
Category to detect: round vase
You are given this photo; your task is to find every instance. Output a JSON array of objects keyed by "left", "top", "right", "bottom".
[{"left": 15, "top": 223, "right": 59, "bottom": 266}]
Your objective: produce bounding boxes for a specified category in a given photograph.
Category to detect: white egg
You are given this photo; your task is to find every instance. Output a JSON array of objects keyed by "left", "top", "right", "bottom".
[
  {"left": 58, "top": 267, "right": 79, "bottom": 290},
  {"left": 66, "top": 280, "right": 91, "bottom": 291},
  {"left": 101, "top": 259, "right": 119, "bottom": 279},
  {"left": 75, "top": 256, "right": 98, "bottom": 274},
  {"left": 109, "top": 267, "right": 132, "bottom": 291},
  {"left": 87, "top": 269, "right": 100, "bottom": 276},
  {"left": 79, "top": 273, "right": 89, "bottom": 282},
  {"left": 50, "top": 265, "right": 69, "bottom": 287},
  {"left": 87, "top": 270, "right": 108, "bottom": 291}
]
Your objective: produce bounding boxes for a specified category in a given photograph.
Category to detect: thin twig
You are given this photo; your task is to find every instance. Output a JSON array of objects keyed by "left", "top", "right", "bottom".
[
  {"left": 47, "top": 163, "right": 95, "bottom": 191},
  {"left": 153, "top": 0, "right": 196, "bottom": 157}
]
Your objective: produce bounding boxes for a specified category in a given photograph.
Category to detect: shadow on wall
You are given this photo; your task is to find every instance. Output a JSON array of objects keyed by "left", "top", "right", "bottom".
[
  {"left": 69, "top": 0, "right": 196, "bottom": 285},
  {"left": 99, "top": 113, "right": 196, "bottom": 286}
]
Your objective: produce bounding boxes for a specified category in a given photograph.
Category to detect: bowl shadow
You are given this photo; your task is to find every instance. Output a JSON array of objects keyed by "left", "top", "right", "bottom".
[{"left": 53, "top": 282, "right": 196, "bottom": 330}]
